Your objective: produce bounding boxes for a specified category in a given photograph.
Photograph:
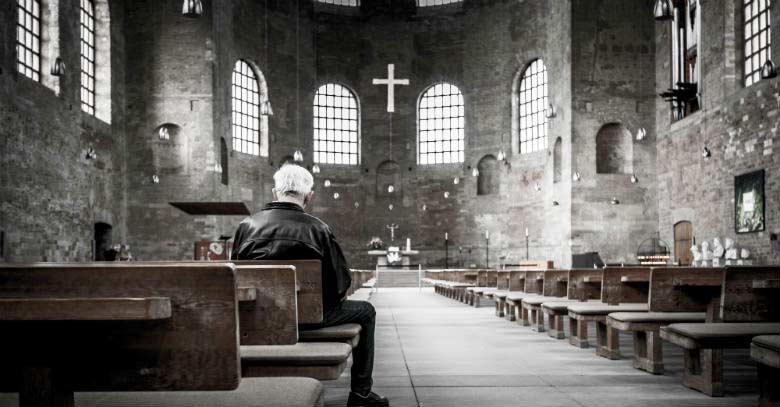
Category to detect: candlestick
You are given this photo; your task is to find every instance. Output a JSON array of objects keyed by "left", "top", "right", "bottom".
[
  {"left": 445, "top": 232, "right": 448, "bottom": 240},
  {"left": 485, "top": 231, "right": 490, "bottom": 240},
  {"left": 406, "top": 238, "right": 411, "bottom": 252},
  {"left": 525, "top": 228, "right": 529, "bottom": 237}
]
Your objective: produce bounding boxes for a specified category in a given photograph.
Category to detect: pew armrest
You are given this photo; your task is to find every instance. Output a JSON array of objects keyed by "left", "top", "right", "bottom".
[{"left": 0, "top": 297, "right": 172, "bottom": 321}]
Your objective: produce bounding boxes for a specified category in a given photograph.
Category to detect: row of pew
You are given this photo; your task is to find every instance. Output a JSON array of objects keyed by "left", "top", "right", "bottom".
[
  {"left": 0, "top": 261, "right": 375, "bottom": 407},
  {"left": 423, "top": 265, "right": 780, "bottom": 405}
]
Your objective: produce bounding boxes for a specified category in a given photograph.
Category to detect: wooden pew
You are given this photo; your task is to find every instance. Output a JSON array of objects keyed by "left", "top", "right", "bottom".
[
  {"left": 606, "top": 267, "right": 710, "bottom": 374},
  {"left": 520, "top": 269, "right": 569, "bottom": 332},
  {"left": 236, "top": 260, "right": 323, "bottom": 324},
  {"left": 502, "top": 270, "right": 528, "bottom": 321},
  {"left": 468, "top": 270, "right": 498, "bottom": 308},
  {"left": 0, "top": 263, "right": 324, "bottom": 407},
  {"left": 660, "top": 266, "right": 780, "bottom": 396},
  {"left": 492, "top": 270, "right": 512, "bottom": 317},
  {"left": 751, "top": 335, "right": 780, "bottom": 406},
  {"left": 538, "top": 269, "right": 602, "bottom": 341}
]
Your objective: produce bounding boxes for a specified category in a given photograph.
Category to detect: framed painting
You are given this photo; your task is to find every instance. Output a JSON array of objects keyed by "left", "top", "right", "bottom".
[{"left": 735, "top": 169, "right": 765, "bottom": 234}]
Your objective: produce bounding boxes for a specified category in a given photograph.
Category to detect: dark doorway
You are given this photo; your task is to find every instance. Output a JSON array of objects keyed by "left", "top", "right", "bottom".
[{"left": 94, "top": 222, "right": 113, "bottom": 261}]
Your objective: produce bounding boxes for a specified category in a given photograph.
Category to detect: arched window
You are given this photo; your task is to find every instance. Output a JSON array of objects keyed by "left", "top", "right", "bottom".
[
  {"left": 418, "top": 83, "right": 465, "bottom": 165},
  {"left": 596, "top": 123, "right": 633, "bottom": 174},
  {"left": 553, "top": 137, "right": 562, "bottom": 183},
  {"left": 744, "top": 0, "right": 771, "bottom": 86},
  {"left": 477, "top": 155, "right": 498, "bottom": 196},
  {"left": 518, "top": 59, "right": 548, "bottom": 154},
  {"left": 16, "top": 0, "right": 42, "bottom": 81},
  {"left": 313, "top": 83, "right": 360, "bottom": 165},
  {"left": 80, "top": 0, "right": 96, "bottom": 115},
  {"left": 231, "top": 60, "right": 268, "bottom": 156}
]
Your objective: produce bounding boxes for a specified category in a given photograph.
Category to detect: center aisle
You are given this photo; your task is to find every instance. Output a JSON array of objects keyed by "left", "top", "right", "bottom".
[{"left": 325, "top": 288, "right": 756, "bottom": 407}]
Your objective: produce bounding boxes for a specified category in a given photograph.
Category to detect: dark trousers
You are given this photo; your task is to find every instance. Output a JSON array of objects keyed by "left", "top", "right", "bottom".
[{"left": 312, "top": 300, "right": 376, "bottom": 394}]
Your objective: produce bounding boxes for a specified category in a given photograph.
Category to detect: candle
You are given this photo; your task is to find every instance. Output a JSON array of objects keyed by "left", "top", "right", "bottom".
[
  {"left": 525, "top": 228, "right": 529, "bottom": 237},
  {"left": 485, "top": 231, "right": 490, "bottom": 240},
  {"left": 445, "top": 232, "right": 448, "bottom": 240},
  {"left": 406, "top": 238, "right": 411, "bottom": 252}
]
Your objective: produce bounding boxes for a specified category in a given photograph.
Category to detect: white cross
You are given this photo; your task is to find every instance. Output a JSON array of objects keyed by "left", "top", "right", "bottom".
[{"left": 372, "top": 64, "right": 410, "bottom": 113}]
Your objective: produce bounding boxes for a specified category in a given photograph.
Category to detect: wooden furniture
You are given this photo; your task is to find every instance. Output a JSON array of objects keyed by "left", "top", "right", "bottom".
[
  {"left": 660, "top": 266, "right": 780, "bottom": 396},
  {"left": 541, "top": 269, "right": 603, "bottom": 340},
  {"left": 520, "top": 269, "right": 569, "bottom": 332},
  {"left": 502, "top": 270, "right": 528, "bottom": 321},
  {"left": 237, "top": 260, "right": 324, "bottom": 324},
  {"left": 751, "top": 335, "right": 780, "bottom": 407}
]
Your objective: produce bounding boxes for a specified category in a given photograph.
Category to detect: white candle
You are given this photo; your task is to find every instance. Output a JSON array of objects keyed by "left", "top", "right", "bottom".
[
  {"left": 525, "top": 228, "right": 529, "bottom": 237},
  {"left": 485, "top": 231, "right": 490, "bottom": 240},
  {"left": 445, "top": 232, "right": 448, "bottom": 240},
  {"left": 406, "top": 238, "right": 411, "bottom": 252}
]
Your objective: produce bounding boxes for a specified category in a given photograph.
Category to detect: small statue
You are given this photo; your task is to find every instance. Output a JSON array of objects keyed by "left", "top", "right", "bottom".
[
  {"left": 690, "top": 244, "right": 702, "bottom": 262},
  {"left": 701, "top": 241, "right": 713, "bottom": 261},
  {"left": 725, "top": 238, "right": 738, "bottom": 260},
  {"left": 712, "top": 238, "right": 725, "bottom": 258}
]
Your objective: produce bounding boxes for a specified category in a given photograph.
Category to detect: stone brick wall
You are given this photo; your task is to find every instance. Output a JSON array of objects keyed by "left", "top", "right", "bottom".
[
  {"left": 0, "top": 0, "right": 127, "bottom": 261},
  {"left": 654, "top": 0, "right": 780, "bottom": 265}
]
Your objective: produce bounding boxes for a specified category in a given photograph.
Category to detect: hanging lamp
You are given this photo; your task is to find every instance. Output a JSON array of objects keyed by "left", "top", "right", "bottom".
[
  {"left": 762, "top": 60, "right": 777, "bottom": 80},
  {"left": 182, "top": 0, "right": 203, "bottom": 18},
  {"left": 653, "top": 0, "right": 673, "bottom": 21},
  {"left": 50, "top": 57, "right": 65, "bottom": 76}
]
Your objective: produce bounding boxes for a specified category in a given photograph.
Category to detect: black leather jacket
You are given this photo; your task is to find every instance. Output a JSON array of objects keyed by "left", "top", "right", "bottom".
[{"left": 231, "top": 201, "right": 352, "bottom": 313}]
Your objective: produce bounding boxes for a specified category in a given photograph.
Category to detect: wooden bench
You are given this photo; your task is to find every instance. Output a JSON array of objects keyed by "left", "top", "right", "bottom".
[
  {"left": 567, "top": 268, "right": 650, "bottom": 352},
  {"left": 540, "top": 269, "right": 603, "bottom": 340},
  {"left": 467, "top": 270, "right": 498, "bottom": 308},
  {"left": 606, "top": 267, "right": 713, "bottom": 374},
  {"left": 660, "top": 266, "right": 780, "bottom": 396},
  {"left": 501, "top": 270, "right": 528, "bottom": 321},
  {"left": 491, "top": 270, "right": 513, "bottom": 317},
  {"left": 751, "top": 335, "right": 780, "bottom": 406},
  {"left": 507, "top": 270, "right": 545, "bottom": 327},
  {"left": 520, "top": 269, "right": 570, "bottom": 332},
  {"left": 0, "top": 263, "right": 324, "bottom": 407}
]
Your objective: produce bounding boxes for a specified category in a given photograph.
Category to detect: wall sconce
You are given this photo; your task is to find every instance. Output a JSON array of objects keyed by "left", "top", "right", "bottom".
[
  {"left": 635, "top": 128, "right": 647, "bottom": 141},
  {"left": 354, "top": 202, "right": 360, "bottom": 208},
  {"left": 610, "top": 197, "right": 620, "bottom": 205},
  {"left": 422, "top": 204, "right": 427, "bottom": 211},
  {"left": 388, "top": 204, "right": 394, "bottom": 211},
  {"left": 152, "top": 174, "right": 160, "bottom": 184},
  {"left": 324, "top": 180, "right": 332, "bottom": 188},
  {"left": 260, "top": 100, "right": 274, "bottom": 116},
  {"left": 630, "top": 173, "right": 638, "bottom": 184},
  {"left": 572, "top": 172, "right": 582, "bottom": 182},
  {"left": 50, "top": 57, "right": 65, "bottom": 76},
  {"left": 545, "top": 104, "right": 557, "bottom": 119},
  {"left": 333, "top": 192, "right": 340, "bottom": 200},
  {"left": 293, "top": 150, "right": 304, "bottom": 162},
  {"left": 387, "top": 185, "right": 395, "bottom": 193},
  {"left": 472, "top": 168, "right": 479, "bottom": 177},
  {"left": 534, "top": 183, "right": 542, "bottom": 192},
  {"left": 762, "top": 60, "right": 778, "bottom": 80},
  {"left": 453, "top": 177, "right": 460, "bottom": 185},
  {"left": 85, "top": 147, "right": 97, "bottom": 161},
  {"left": 312, "top": 164, "right": 321, "bottom": 174},
  {"left": 497, "top": 149, "right": 506, "bottom": 162},
  {"left": 443, "top": 192, "right": 450, "bottom": 199},
  {"left": 702, "top": 146, "right": 712, "bottom": 159},
  {"left": 653, "top": 0, "right": 673, "bottom": 21},
  {"left": 182, "top": 0, "right": 203, "bottom": 18}
]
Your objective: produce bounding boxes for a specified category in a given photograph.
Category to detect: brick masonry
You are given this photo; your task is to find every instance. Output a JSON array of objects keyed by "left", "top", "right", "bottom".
[{"left": 0, "top": 0, "right": 778, "bottom": 267}]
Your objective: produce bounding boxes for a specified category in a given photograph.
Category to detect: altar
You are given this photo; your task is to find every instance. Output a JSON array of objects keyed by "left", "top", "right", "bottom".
[{"left": 368, "top": 249, "right": 420, "bottom": 268}]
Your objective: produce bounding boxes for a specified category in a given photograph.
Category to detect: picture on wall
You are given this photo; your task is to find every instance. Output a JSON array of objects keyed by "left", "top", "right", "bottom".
[{"left": 735, "top": 169, "right": 766, "bottom": 234}]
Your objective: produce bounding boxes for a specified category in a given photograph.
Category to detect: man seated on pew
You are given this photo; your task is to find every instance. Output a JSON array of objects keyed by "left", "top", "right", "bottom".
[{"left": 231, "top": 164, "right": 389, "bottom": 407}]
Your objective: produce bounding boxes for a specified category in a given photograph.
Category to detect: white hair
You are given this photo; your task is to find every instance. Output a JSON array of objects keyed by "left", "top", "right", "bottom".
[{"left": 273, "top": 164, "right": 314, "bottom": 197}]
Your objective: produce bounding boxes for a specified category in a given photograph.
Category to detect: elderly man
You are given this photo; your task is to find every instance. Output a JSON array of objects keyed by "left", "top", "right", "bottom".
[{"left": 231, "top": 164, "right": 388, "bottom": 407}]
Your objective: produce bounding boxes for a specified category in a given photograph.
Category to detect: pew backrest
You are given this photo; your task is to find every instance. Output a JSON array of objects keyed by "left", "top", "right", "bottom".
[
  {"left": 497, "top": 271, "right": 510, "bottom": 290},
  {"left": 720, "top": 266, "right": 780, "bottom": 322},
  {"left": 601, "top": 267, "right": 651, "bottom": 305},
  {"left": 524, "top": 270, "right": 545, "bottom": 294},
  {"left": 0, "top": 263, "right": 240, "bottom": 392},
  {"left": 567, "top": 269, "right": 603, "bottom": 301},
  {"left": 236, "top": 260, "right": 323, "bottom": 324},
  {"left": 508, "top": 270, "right": 526, "bottom": 291},
  {"left": 235, "top": 265, "right": 298, "bottom": 345},
  {"left": 648, "top": 267, "right": 724, "bottom": 320},
  {"left": 543, "top": 269, "right": 569, "bottom": 297}
]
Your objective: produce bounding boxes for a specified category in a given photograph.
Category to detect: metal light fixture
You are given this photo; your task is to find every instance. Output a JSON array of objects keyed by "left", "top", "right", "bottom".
[
  {"left": 453, "top": 177, "right": 460, "bottom": 185},
  {"left": 611, "top": 197, "right": 620, "bottom": 205},
  {"left": 85, "top": 147, "right": 97, "bottom": 160},
  {"left": 388, "top": 204, "right": 394, "bottom": 211},
  {"left": 762, "top": 60, "right": 778, "bottom": 80},
  {"left": 261, "top": 100, "right": 274, "bottom": 116},
  {"left": 333, "top": 192, "right": 340, "bottom": 200},
  {"left": 182, "top": 0, "right": 203, "bottom": 18},
  {"left": 293, "top": 150, "right": 304, "bottom": 162},
  {"left": 534, "top": 183, "right": 542, "bottom": 192},
  {"left": 324, "top": 179, "right": 332, "bottom": 188},
  {"left": 630, "top": 173, "right": 639, "bottom": 184},
  {"left": 387, "top": 185, "right": 395, "bottom": 193},
  {"left": 152, "top": 174, "right": 160, "bottom": 184},
  {"left": 311, "top": 164, "right": 321, "bottom": 174},
  {"left": 545, "top": 103, "right": 557, "bottom": 119},
  {"left": 443, "top": 191, "right": 450, "bottom": 199},
  {"left": 50, "top": 57, "right": 65, "bottom": 76},
  {"left": 572, "top": 172, "right": 582, "bottom": 182},
  {"left": 636, "top": 128, "right": 647, "bottom": 141},
  {"left": 497, "top": 150, "right": 506, "bottom": 161},
  {"left": 472, "top": 168, "right": 479, "bottom": 177},
  {"left": 354, "top": 202, "right": 360, "bottom": 208},
  {"left": 653, "top": 0, "right": 673, "bottom": 21},
  {"left": 421, "top": 204, "right": 427, "bottom": 211}
]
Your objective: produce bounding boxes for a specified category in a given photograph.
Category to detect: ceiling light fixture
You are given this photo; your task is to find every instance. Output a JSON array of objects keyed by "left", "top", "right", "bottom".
[
  {"left": 653, "top": 0, "right": 673, "bottom": 21},
  {"left": 182, "top": 0, "right": 203, "bottom": 18}
]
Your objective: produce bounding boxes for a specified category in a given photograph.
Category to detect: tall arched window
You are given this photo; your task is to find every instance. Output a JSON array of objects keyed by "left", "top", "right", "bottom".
[
  {"left": 313, "top": 83, "right": 360, "bottom": 165},
  {"left": 418, "top": 83, "right": 465, "bottom": 165},
  {"left": 16, "top": 0, "right": 42, "bottom": 81},
  {"left": 80, "top": 0, "right": 96, "bottom": 115},
  {"left": 518, "top": 59, "right": 548, "bottom": 154},
  {"left": 231, "top": 60, "right": 268, "bottom": 156},
  {"left": 744, "top": 0, "right": 771, "bottom": 87}
]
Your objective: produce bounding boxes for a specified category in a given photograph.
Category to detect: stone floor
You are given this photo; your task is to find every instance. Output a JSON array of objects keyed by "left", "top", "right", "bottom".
[{"left": 325, "top": 287, "right": 758, "bottom": 407}]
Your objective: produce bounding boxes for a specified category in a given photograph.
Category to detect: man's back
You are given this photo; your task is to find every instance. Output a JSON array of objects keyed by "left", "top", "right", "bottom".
[{"left": 232, "top": 201, "right": 352, "bottom": 313}]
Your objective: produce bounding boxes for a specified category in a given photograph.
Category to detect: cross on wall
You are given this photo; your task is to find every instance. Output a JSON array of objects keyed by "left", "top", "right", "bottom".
[{"left": 372, "top": 64, "right": 410, "bottom": 113}]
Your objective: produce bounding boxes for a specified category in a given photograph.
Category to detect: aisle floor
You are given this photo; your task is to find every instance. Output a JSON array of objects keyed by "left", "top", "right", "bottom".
[{"left": 325, "top": 288, "right": 758, "bottom": 407}]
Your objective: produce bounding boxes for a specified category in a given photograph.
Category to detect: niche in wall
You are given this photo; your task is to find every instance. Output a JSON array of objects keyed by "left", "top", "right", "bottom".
[
  {"left": 596, "top": 123, "right": 633, "bottom": 175},
  {"left": 553, "top": 137, "right": 562, "bottom": 183},
  {"left": 477, "top": 155, "right": 498, "bottom": 196},
  {"left": 94, "top": 222, "right": 113, "bottom": 261}
]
